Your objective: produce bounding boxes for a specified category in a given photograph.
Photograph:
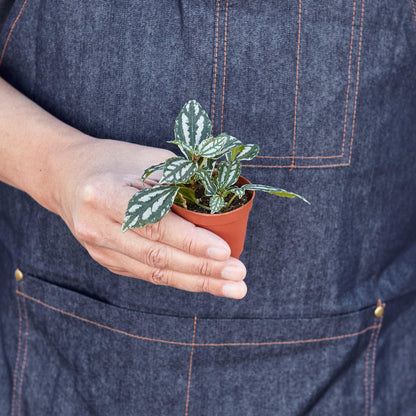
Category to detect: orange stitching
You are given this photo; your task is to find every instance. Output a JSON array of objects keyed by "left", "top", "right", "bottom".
[
  {"left": 220, "top": 0, "right": 229, "bottom": 133},
  {"left": 348, "top": 0, "right": 365, "bottom": 165},
  {"left": 411, "top": 0, "right": 416, "bottom": 24},
  {"left": 0, "top": 0, "right": 29, "bottom": 67},
  {"left": 290, "top": 0, "right": 302, "bottom": 171},
  {"left": 242, "top": 162, "right": 351, "bottom": 168},
  {"left": 257, "top": 154, "right": 343, "bottom": 159},
  {"left": 17, "top": 290, "right": 376, "bottom": 347},
  {"left": 240, "top": 0, "right": 363, "bottom": 168},
  {"left": 11, "top": 288, "right": 23, "bottom": 416},
  {"left": 211, "top": 0, "right": 221, "bottom": 133},
  {"left": 17, "top": 283, "right": 29, "bottom": 416},
  {"left": 185, "top": 316, "right": 197, "bottom": 416},
  {"left": 341, "top": 0, "right": 357, "bottom": 155},
  {"left": 369, "top": 303, "right": 385, "bottom": 416},
  {"left": 364, "top": 317, "right": 377, "bottom": 416}
]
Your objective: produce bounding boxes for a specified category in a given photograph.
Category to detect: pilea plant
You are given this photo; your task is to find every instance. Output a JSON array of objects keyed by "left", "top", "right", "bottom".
[{"left": 122, "top": 100, "right": 309, "bottom": 232}]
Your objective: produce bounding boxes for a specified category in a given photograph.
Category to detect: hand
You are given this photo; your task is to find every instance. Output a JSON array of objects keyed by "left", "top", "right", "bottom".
[{"left": 51, "top": 137, "right": 247, "bottom": 299}]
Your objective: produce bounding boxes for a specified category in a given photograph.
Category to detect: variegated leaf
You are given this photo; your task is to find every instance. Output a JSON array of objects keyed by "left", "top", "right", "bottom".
[
  {"left": 197, "top": 136, "right": 226, "bottom": 158},
  {"left": 216, "top": 160, "right": 242, "bottom": 192},
  {"left": 209, "top": 194, "right": 225, "bottom": 214},
  {"left": 215, "top": 133, "right": 243, "bottom": 156},
  {"left": 167, "top": 140, "right": 194, "bottom": 160},
  {"left": 239, "top": 184, "right": 310, "bottom": 204},
  {"left": 174, "top": 100, "right": 211, "bottom": 150},
  {"left": 141, "top": 162, "right": 165, "bottom": 182},
  {"left": 159, "top": 157, "right": 198, "bottom": 184},
  {"left": 227, "top": 144, "right": 259, "bottom": 162},
  {"left": 194, "top": 170, "right": 217, "bottom": 196},
  {"left": 122, "top": 185, "right": 179, "bottom": 231},
  {"left": 229, "top": 186, "right": 246, "bottom": 198}
]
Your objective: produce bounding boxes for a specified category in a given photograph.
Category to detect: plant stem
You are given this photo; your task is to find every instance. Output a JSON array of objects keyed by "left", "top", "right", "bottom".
[
  {"left": 195, "top": 200, "right": 210, "bottom": 211},
  {"left": 224, "top": 193, "right": 239, "bottom": 210},
  {"left": 197, "top": 157, "right": 208, "bottom": 171}
]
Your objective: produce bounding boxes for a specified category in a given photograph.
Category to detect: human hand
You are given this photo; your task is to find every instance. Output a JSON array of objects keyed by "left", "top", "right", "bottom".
[{"left": 51, "top": 137, "right": 247, "bottom": 299}]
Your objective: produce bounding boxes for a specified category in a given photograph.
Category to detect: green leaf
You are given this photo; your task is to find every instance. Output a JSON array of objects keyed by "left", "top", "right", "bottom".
[
  {"left": 176, "top": 186, "right": 198, "bottom": 205},
  {"left": 194, "top": 170, "right": 217, "bottom": 196},
  {"left": 228, "top": 144, "right": 259, "bottom": 162},
  {"left": 239, "top": 184, "right": 310, "bottom": 204},
  {"left": 216, "top": 160, "right": 242, "bottom": 192},
  {"left": 167, "top": 140, "right": 194, "bottom": 160},
  {"left": 159, "top": 157, "right": 198, "bottom": 184},
  {"left": 215, "top": 133, "right": 243, "bottom": 155},
  {"left": 209, "top": 195, "right": 225, "bottom": 214},
  {"left": 122, "top": 185, "right": 179, "bottom": 230},
  {"left": 229, "top": 186, "right": 246, "bottom": 198},
  {"left": 197, "top": 136, "right": 226, "bottom": 158},
  {"left": 141, "top": 162, "right": 165, "bottom": 182},
  {"left": 174, "top": 100, "right": 211, "bottom": 150}
]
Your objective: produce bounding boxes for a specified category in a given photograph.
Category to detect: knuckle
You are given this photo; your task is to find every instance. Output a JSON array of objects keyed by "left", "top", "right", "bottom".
[
  {"left": 183, "top": 227, "right": 197, "bottom": 254},
  {"left": 150, "top": 268, "right": 171, "bottom": 286},
  {"left": 78, "top": 180, "right": 101, "bottom": 205},
  {"left": 198, "top": 259, "right": 212, "bottom": 277},
  {"left": 200, "top": 277, "right": 211, "bottom": 293},
  {"left": 142, "top": 221, "right": 164, "bottom": 241},
  {"left": 146, "top": 246, "right": 169, "bottom": 269},
  {"left": 74, "top": 221, "right": 102, "bottom": 245}
]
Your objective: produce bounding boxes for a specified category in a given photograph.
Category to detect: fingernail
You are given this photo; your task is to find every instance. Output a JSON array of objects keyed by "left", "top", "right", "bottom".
[
  {"left": 222, "top": 282, "right": 247, "bottom": 299},
  {"left": 221, "top": 265, "right": 246, "bottom": 281},
  {"left": 207, "top": 246, "right": 230, "bottom": 260}
]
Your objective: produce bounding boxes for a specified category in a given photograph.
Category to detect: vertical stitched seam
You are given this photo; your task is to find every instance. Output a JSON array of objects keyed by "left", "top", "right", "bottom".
[
  {"left": 341, "top": 0, "right": 357, "bottom": 155},
  {"left": 185, "top": 316, "right": 197, "bottom": 416},
  {"left": 10, "top": 288, "right": 23, "bottom": 416},
  {"left": 16, "top": 283, "right": 29, "bottom": 416},
  {"left": 220, "top": 0, "right": 229, "bottom": 133},
  {"left": 411, "top": 0, "right": 416, "bottom": 24},
  {"left": 364, "top": 318, "right": 377, "bottom": 416},
  {"left": 211, "top": 0, "right": 221, "bottom": 134},
  {"left": 369, "top": 312, "right": 384, "bottom": 416},
  {"left": 290, "top": 0, "right": 302, "bottom": 171},
  {"left": 0, "top": 0, "right": 29, "bottom": 67},
  {"left": 348, "top": 0, "right": 365, "bottom": 165}
]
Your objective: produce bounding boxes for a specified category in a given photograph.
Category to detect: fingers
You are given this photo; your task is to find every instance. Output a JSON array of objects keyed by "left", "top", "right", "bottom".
[
  {"left": 113, "top": 186, "right": 232, "bottom": 261},
  {"left": 88, "top": 245, "right": 247, "bottom": 299},
  {"left": 106, "top": 222, "right": 246, "bottom": 281}
]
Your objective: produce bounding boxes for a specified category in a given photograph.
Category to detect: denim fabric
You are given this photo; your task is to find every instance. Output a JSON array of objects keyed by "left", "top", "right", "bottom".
[{"left": 0, "top": 0, "right": 416, "bottom": 414}]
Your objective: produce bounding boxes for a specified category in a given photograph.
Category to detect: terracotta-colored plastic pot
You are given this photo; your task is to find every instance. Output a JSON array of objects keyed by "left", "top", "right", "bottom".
[{"left": 171, "top": 176, "right": 255, "bottom": 259}]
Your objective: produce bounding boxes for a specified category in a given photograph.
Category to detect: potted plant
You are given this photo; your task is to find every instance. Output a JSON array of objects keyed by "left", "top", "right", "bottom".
[{"left": 122, "top": 100, "right": 309, "bottom": 258}]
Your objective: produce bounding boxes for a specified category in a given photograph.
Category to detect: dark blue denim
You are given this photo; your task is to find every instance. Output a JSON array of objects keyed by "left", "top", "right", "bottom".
[{"left": 1, "top": 0, "right": 415, "bottom": 414}]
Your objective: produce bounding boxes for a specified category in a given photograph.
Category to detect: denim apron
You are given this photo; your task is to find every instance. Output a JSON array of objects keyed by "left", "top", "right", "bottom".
[{"left": 1, "top": 1, "right": 415, "bottom": 415}]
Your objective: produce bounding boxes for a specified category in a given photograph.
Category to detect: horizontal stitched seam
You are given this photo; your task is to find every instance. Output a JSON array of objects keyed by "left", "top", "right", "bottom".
[{"left": 17, "top": 291, "right": 376, "bottom": 347}]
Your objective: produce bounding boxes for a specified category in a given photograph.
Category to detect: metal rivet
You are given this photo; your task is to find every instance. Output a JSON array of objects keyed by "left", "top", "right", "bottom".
[
  {"left": 374, "top": 305, "right": 384, "bottom": 318},
  {"left": 14, "top": 269, "right": 23, "bottom": 281}
]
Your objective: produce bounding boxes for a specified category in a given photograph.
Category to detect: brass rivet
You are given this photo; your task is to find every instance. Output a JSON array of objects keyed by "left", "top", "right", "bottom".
[
  {"left": 14, "top": 269, "right": 23, "bottom": 281},
  {"left": 374, "top": 305, "right": 384, "bottom": 318}
]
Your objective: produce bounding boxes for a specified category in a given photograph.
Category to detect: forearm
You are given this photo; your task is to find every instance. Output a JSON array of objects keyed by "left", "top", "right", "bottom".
[{"left": 0, "top": 77, "right": 91, "bottom": 213}]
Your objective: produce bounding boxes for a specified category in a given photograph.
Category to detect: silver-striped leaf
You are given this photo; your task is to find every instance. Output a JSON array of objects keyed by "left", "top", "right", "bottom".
[
  {"left": 239, "top": 184, "right": 310, "bottom": 204},
  {"left": 141, "top": 162, "right": 165, "bottom": 182},
  {"left": 209, "top": 194, "right": 225, "bottom": 214},
  {"left": 194, "top": 170, "right": 217, "bottom": 196},
  {"left": 227, "top": 144, "right": 259, "bottom": 162},
  {"left": 167, "top": 140, "right": 194, "bottom": 160},
  {"left": 122, "top": 185, "right": 179, "bottom": 231},
  {"left": 215, "top": 133, "right": 243, "bottom": 156},
  {"left": 229, "top": 186, "right": 246, "bottom": 198},
  {"left": 197, "top": 136, "right": 226, "bottom": 158},
  {"left": 216, "top": 160, "right": 242, "bottom": 192},
  {"left": 159, "top": 157, "right": 198, "bottom": 184},
  {"left": 174, "top": 100, "right": 211, "bottom": 150}
]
